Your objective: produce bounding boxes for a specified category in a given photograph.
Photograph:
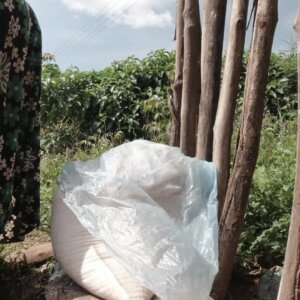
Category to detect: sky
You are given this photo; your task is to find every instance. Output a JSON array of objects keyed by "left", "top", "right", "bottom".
[{"left": 26, "top": 0, "right": 298, "bottom": 71}]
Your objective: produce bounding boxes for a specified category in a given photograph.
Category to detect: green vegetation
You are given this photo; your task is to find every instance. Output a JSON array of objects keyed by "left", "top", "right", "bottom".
[
  {"left": 40, "top": 137, "right": 112, "bottom": 231},
  {"left": 41, "top": 49, "right": 298, "bottom": 267},
  {"left": 239, "top": 115, "right": 297, "bottom": 267},
  {"left": 0, "top": 49, "right": 297, "bottom": 280},
  {"left": 236, "top": 52, "right": 297, "bottom": 118},
  {"left": 237, "top": 52, "right": 298, "bottom": 266},
  {"left": 41, "top": 49, "right": 174, "bottom": 153}
]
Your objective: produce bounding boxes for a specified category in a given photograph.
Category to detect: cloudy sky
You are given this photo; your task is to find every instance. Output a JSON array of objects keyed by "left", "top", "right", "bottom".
[{"left": 26, "top": 0, "right": 297, "bottom": 71}]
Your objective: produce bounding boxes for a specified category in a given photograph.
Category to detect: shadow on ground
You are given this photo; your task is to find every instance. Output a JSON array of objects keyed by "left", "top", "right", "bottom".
[{"left": 0, "top": 257, "right": 54, "bottom": 300}]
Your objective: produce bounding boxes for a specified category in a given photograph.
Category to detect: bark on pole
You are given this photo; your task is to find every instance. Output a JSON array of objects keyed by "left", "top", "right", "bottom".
[
  {"left": 211, "top": 1, "right": 278, "bottom": 299},
  {"left": 170, "top": 0, "right": 185, "bottom": 147},
  {"left": 180, "top": 0, "right": 201, "bottom": 157},
  {"left": 213, "top": 0, "right": 249, "bottom": 216},
  {"left": 196, "top": 0, "right": 227, "bottom": 161},
  {"left": 277, "top": 3, "right": 300, "bottom": 299}
]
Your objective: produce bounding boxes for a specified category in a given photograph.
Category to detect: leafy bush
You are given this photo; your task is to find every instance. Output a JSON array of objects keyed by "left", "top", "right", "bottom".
[
  {"left": 230, "top": 51, "right": 298, "bottom": 266},
  {"left": 41, "top": 50, "right": 174, "bottom": 152},
  {"left": 238, "top": 114, "right": 297, "bottom": 266},
  {"left": 265, "top": 53, "right": 297, "bottom": 118},
  {"left": 236, "top": 52, "right": 297, "bottom": 118},
  {"left": 41, "top": 50, "right": 297, "bottom": 153},
  {"left": 41, "top": 64, "right": 103, "bottom": 152}
]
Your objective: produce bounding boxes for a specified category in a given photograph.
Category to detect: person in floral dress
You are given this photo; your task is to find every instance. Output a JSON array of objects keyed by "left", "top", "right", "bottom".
[{"left": 0, "top": 0, "right": 41, "bottom": 243}]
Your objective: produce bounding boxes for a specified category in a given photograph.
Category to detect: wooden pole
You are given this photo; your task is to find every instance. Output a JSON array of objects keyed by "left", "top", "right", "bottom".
[
  {"left": 180, "top": 0, "right": 201, "bottom": 157},
  {"left": 196, "top": 0, "right": 227, "bottom": 161},
  {"left": 277, "top": 3, "right": 300, "bottom": 299},
  {"left": 170, "top": 0, "right": 185, "bottom": 147},
  {"left": 213, "top": 0, "right": 249, "bottom": 216},
  {"left": 211, "top": 1, "right": 278, "bottom": 299}
]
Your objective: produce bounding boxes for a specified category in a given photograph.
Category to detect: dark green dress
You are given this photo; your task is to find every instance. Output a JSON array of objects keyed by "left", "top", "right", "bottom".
[{"left": 0, "top": 0, "right": 41, "bottom": 243}]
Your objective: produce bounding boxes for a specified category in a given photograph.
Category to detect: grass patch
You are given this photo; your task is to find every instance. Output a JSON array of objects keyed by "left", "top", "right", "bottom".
[{"left": 40, "top": 136, "right": 113, "bottom": 232}]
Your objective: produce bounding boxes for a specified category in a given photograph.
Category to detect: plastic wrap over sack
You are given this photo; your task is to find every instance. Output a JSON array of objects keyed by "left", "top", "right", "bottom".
[{"left": 59, "top": 140, "right": 219, "bottom": 300}]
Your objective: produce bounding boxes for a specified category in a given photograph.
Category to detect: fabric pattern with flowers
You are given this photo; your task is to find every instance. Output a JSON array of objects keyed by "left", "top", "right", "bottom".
[{"left": 0, "top": 0, "right": 41, "bottom": 243}]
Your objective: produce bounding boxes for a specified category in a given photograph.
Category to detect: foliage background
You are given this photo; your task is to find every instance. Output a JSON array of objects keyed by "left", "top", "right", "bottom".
[
  {"left": 41, "top": 50, "right": 174, "bottom": 153},
  {"left": 40, "top": 49, "right": 298, "bottom": 268},
  {"left": 0, "top": 49, "right": 297, "bottom": 300}
]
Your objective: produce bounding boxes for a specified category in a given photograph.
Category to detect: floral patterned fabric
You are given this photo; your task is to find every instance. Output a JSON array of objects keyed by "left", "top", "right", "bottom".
[{"left": 0, "top": 0, "right": 41, "bottom": 243}]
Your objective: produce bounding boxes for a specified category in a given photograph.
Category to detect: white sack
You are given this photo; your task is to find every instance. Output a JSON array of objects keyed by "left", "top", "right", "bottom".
[
  {"left": 57, "top": 140, "right": 219, "bottom": 300},
  {"left": 51, "top": 188, "right": 154, "bottom": 300}
]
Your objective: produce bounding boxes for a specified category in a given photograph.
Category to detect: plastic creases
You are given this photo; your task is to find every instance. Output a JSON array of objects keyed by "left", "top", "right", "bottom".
[{"left": 59, "top": 140, "right": 219, "bottom": 300}]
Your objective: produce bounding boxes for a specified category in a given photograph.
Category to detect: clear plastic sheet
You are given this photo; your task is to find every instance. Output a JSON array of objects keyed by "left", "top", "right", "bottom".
[{"left": 58, "top": 140, "right": 219, "bottom": 300}]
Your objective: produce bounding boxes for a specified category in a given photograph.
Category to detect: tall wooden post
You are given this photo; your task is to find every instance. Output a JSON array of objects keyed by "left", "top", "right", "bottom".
[
  {"left": 170, "top": 0, "right": 185, "bottom": 147},
  {"left": 277, "top": 3, "right": 300, "bottom": 299},
  {"left": 213, "top": 0, "right": 249, "bottom": 216},
  {"left": 196, "top": 0, "right": 227, "bottom": 161},
  {"left": 180, "top": 0, "right": 201, "bottom": 157},
  {"left": 211, "top": 1, "right": 278, "bottom": 299}
]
